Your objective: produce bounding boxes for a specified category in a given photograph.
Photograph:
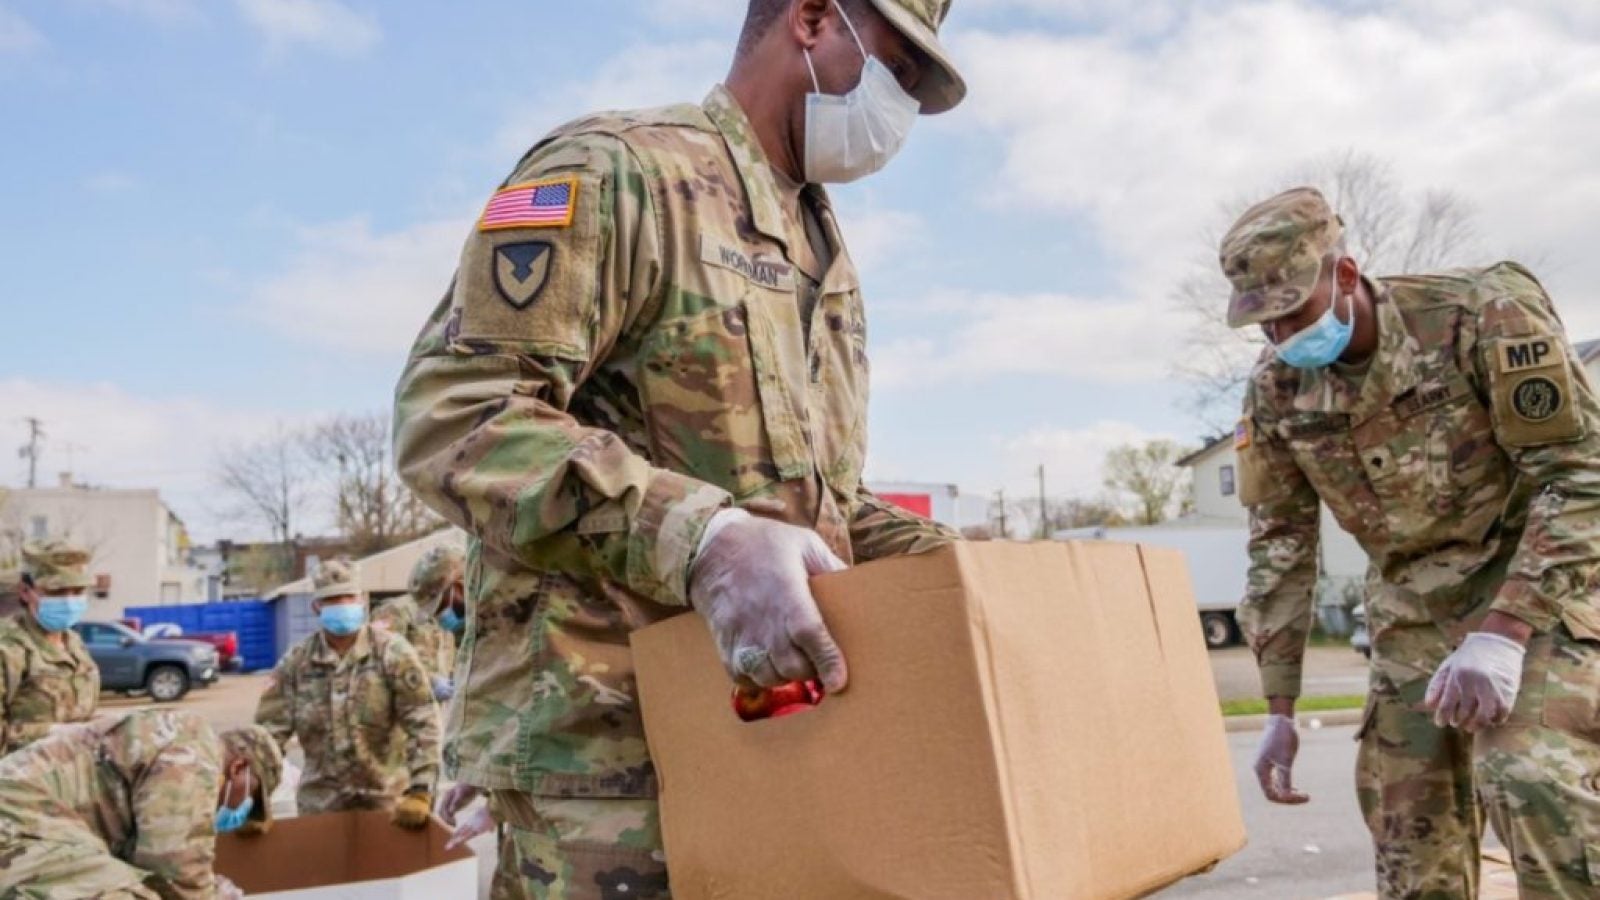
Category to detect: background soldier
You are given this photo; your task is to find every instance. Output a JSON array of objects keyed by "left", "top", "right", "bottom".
[
  {"left": 373, "top": 543, "right": 462, "bottom": 701},
  {"left": 0, "top": 709, "right": 281, "bottom": 899},
  {"left": 254, "top": 559, "right": 440, "bottom": 828},
  {"left": 1227, "top": 187, "right": 1600, "bottom": 899},
  {"left": 395, "top": 0, "right": 966, "bottom": 895},
  {"left": 0, "top": 539, "right": 99, "bottom": 755}
]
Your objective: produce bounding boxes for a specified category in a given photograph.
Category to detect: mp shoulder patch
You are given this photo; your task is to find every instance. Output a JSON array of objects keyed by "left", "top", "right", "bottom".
[
  {"left": 1497, "top": 335, "right": 1562, "bottom": 375},
  {"left": 1493, "top": 353, "right": 1583, "bottom": 447},
  {"left": 478, "top": 177, "right": 577, "bottom": 232},
  {"left": 493, "top": 241, "right": 554, "bottom": 310}
]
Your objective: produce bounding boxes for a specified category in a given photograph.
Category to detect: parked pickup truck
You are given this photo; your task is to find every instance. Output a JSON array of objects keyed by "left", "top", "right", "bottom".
[
  {"left": 150, "top": 630, "right": 242, "bottom": 672},
  {"left": 73, "top": 620, "right": 219, "bottom": 702}
]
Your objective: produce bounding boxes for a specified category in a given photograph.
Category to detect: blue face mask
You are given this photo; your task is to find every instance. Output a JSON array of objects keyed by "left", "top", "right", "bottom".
[
  {"left": 1275, "top": 288, "right": 1354, "bottom": 369},
  {"left": 36, "top": 595, "right": 88, "bottom": 632},
  {"left": 215, "top": 771, "right": 254, "bottom": 834},
  {"left": 438, "top": 608, "right": 464, "bottom": 634},
  {"left": 319, "top": 603, "right": 366, "bottom": 636}
]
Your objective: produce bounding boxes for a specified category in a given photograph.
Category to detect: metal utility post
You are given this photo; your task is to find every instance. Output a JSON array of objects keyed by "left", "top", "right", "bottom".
[
  {"left": 995, "top": 489, "right": 1008, "bottom": 539},
  {"left": 17, "top": 418, "right": 44, "bottom": 489},
  {"left": 1037, "top": 465, "right": 1048, "bottom": 540}
]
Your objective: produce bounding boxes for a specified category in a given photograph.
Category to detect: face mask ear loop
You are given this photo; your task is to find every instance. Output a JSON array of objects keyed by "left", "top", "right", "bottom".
[
  {"left": 833, "top": 0, "right": 868, "bottom": 61},
  {"left": 804, "top": 48, "right": 822, "bottom": 93}
]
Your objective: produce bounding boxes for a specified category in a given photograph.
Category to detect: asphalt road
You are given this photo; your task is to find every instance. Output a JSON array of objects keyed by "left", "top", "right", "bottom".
[
  {"left": 106, "top": 654, "right": 1381, "bottom": 899},
  {"left": 1158, "top": 723, "right": 1376, "bottom": 899}
]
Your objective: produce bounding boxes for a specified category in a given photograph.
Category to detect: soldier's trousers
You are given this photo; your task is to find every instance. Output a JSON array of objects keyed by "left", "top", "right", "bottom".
[
  {"left": 1357, "top": 625, "right": 1600, "bottom": 899},
  {"left": 487, "top": 791, "right": 669, "bottom": 900},
  {"left": 0, "top": 835, "right": 162, "bottom": 899}
]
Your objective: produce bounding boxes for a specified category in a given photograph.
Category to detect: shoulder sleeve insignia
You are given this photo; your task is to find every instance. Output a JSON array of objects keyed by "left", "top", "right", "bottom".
[
  {"left": 1234, "top": 418, "right": 1252, "bottom": 450},
  {"left": 1497, "top": 336, "right": 1562, "bottom": 375},
  {"left": 478, "top": 176, "right": 578, "bottom": 232}
]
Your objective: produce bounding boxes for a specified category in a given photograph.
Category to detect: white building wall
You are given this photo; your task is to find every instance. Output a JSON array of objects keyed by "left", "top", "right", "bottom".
[{"left": 1, "top": 484, "right": 209, "bottom": 613}]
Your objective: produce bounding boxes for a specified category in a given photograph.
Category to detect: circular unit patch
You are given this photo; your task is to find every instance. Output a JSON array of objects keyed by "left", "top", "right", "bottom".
[{"left": 1511, "top": 376, "right": 1562, "bottom": 422}]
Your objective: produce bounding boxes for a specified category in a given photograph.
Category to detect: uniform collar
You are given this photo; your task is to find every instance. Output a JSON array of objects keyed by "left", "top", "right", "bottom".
[
  {"left": 312, "top": 626, "right": 371, "bottom": 666},
  {"left": 704, "top": 85, "right": 798, "bottom": 255},
  {"left": 17, "top": 611, "right": 85, "bottom": 662},
  {"left": 1287, "top": 281, "right": 1422, "bottom": 420}
]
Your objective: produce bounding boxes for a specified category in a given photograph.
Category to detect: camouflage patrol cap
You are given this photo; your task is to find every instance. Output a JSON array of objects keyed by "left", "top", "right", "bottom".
[
  {"left": 864, "top": 0, "right": 966, "bottom": 114},
  {"left": 1220, "top": 187, "right": 1345, "bottom": 328},
  {"left": 311, "top": 558, "right": 362, "bottom": 602},
  {"left": 220, "top": 724, "right": 284, "bottom": 825},
  {"left": 22, "top": 539, "right": 94, "bottom": 593},
  {"left": 408, "top": 544, "right": 464, "bottom": 614}
]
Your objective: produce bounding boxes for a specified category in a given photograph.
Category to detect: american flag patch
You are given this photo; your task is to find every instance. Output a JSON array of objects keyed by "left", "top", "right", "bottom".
[
  {"left": 478, "top": 177, "right": 578, "bottom": 231},
  {"left": 1234, "top": 419, "right": 1252, "bottom": 450}
]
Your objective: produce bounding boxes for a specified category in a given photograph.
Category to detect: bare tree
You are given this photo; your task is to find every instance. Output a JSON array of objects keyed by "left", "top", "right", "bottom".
[
  {"left": 1173, "top": 151, "right": 1481, "bottom": 430},
  {"left": 303, "top": 413, "right": 441, "bottom": 557},
  {"left": 215, "top": 425, "right": 313, "bottom": 573},
  {"left": 1103, "top": 440, "right": 1192, "bottom": 526}
]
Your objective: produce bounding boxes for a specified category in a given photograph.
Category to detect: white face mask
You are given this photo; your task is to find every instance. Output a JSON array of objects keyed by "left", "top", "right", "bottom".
[{"left": 802, "top": 2, "right": 920, "bottom": 184}]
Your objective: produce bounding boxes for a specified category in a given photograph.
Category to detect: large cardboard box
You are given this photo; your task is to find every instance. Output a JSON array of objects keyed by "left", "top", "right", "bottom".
[
  {"left": 214, "top": 811, "right": 476, "bottom": 899},
  {"left": 633, "top": 541, "right": 1246, "bottom": 899}
]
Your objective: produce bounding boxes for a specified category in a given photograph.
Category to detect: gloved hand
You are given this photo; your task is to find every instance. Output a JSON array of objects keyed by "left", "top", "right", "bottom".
[
  {"left": 431, "top": 675, "right": 455, "bottom": 702},
  {"left": 1425, "top": 632, "right": 1526, "bottom": 732},
  {"left": 689, "top": 509, "right": 849, "bottom": 691},
  {"left": 1252, "top": 714, "right": 1309, "bottom": 805},
  {"left": 435, "top": 782, "right": 482, "bottom": 827},
  {"left": 445, "top": 804, "right": 496, "bottom": 851},
  {"left": 391, "top": 791, "right": 433, "bottom": 830},
  {"left": 236, "top": 818, "right": 272, "bottom": 837},
  {"left": 215, "top": 874, "right": 246, "bottom": 900}
]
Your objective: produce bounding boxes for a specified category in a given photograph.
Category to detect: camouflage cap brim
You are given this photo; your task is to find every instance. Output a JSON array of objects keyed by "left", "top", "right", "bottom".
[
  {"left": 1226, "top": 255, "right": 1325, "bottom": 329},
  {"left": 312, "top": 583, "right": 363, "bottom": 602},
  {"left": 221, "top": 724, "right": 284, "bottom": 824},
  {"left": 36, "top": 571, "right": 95, "bottom": 593},
  {"left": 866, "top": 0, "right": 967, "bottom": 115}
]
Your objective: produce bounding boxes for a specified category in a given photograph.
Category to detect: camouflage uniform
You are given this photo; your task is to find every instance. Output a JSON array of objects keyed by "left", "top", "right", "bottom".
[
  {"left": 0, "top": 541, "right": 100, "bottom": 756},
  {"left": 0, "top": 710, "right": 281, "bottom": 900},
  {"left": 393, "top": 13, "right": 964, "bottom": 892},
  {"left": 1231, "top": 190, "right": 1600, "bottom": 899},
  {"left": 255, "top": 623, "right": 441, "bottom": 814},
  {"left": 371, "top": 593, "right": 455, "bottom": 679}
]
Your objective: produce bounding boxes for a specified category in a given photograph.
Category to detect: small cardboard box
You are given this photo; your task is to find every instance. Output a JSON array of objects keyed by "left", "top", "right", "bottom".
[
  {"left": 633, "top": 541, "right": 1246, "bottom": 899},
  {"left": 215, "top": 811, "right": 476, "bottom": 899}
]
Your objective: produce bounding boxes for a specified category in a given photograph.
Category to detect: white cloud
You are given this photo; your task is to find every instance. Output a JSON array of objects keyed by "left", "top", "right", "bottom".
[
  {"left": 234, "top": 0, "right": 379, "bottom": 57},
  {"left": 953, "top": 1, "right": 1600, "bottom": 325},
  {"left": 870, "top": 289, "right": 1181, "bottom": 390},
  {"left": 0, "top": 381, "right": 324, "bottom": 542},
  {"left": 998, "top": 420, "right": 1179, "bottom": 501},
  {"left": 247, "top": 215, "right": 468, "bottom": 355},
  {"left": 833, "top": 203, "right": 927, "bottom": 276},
  {"left": 493, "top": 39, "right": 727, "bottom": 161},
  {"left": 0, "top": 7, "right": 43, "bottom": 54}
]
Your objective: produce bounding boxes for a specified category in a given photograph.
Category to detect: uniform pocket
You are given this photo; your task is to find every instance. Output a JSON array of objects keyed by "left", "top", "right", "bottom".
[
  {"left": 638, "top": 296, "right": 785, "bottom": 494},
  {"left": 1541, "top": 626, "right": 1600, "bottom": 742}
]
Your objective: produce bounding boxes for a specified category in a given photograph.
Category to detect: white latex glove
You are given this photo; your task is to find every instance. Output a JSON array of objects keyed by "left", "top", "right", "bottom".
[
  {"left": 1253, "top": 714, "right": 1309, "bottom": 805},
  {"left": 1425, "top": 632, "right": 1526, "bottom": 732},
  {"left": 430, "top": 675, "right": 455, "bottom": 702},
  {"left": 689, "top": 509, "right": 849, "bottom": 691},
  {"left": 435, "top": 782, "right": 482, "bottom": 827},
  {"left": 444, "top": 804, "right": 495, "bottom": 851},
  {"left": 215, "top": 874, "right": 246, "bottom": 900}
]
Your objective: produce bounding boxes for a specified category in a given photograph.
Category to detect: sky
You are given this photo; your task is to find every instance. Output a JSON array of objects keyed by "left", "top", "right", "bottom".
[{"left": 2, "top": 0, "right": 1598, "bottom": 541}]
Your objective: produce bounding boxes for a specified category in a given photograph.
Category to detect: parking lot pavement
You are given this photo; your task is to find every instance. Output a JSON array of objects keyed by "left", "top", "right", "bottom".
[
  {"left": 100, "top": 670, "right": 272, "bottom": 731},
  {"left": 1157, "top": 723, "right": 1375, "bottom": 899},
  {"left": 1209, "top": 644, "right": 1370, "bottom": 702}
]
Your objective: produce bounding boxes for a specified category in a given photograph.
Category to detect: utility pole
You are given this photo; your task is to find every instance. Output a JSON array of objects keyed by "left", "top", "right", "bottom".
[
  {"left": 995, "top": 489, "right": 1008, "bottom": 539},
  {"left": 1037, "top": 465, "right": 1048, "bottom": 540},
  {"left": 17, "top": 418, "right": 43, "bottom": 489}
]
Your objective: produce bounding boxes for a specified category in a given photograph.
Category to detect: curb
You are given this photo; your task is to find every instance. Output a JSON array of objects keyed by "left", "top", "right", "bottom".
[{"left": 1224, "top": 708, "right": 1366, "bottom": 733}]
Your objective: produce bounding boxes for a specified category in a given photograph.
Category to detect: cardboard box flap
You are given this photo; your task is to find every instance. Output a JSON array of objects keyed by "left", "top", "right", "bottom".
[{"left": 215, "top": 810, "right": 474, "bottom": 895}]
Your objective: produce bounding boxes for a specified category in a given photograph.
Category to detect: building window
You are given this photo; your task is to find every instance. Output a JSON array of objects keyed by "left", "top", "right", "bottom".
[
  {"left": 29, "top": 516, "right": 47, "bottom": 539},
  {"left": 1219, "top": 465, "right": 1236, "bottom": 497}
]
